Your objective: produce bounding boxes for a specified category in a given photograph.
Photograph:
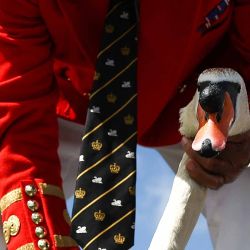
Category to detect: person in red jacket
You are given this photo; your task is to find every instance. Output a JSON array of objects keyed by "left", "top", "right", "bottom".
[{"left": 0, "top": 0, "right": 249, "bottom": 249}]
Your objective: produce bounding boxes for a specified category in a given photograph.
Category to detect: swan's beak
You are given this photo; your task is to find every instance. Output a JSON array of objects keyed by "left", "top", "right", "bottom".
[{"left": 192, "top": 92, "right": 235, "bottom": 157}]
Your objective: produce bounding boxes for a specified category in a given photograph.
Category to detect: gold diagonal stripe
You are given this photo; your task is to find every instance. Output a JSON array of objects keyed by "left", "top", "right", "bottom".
[
  {"left": 82, "top": 94, "right": 137, "bottom": 140},
  {"left": 83, "top": 209, "right": 135, "bottom": 250},
  {"left": 77, "top": 132, "right": 137, "bottom": 180},
  {"left": 90, "top": 58, "right": 137, "bottom": 99},
  {"left": 106, "top": 1, "right": 123, "bottom": 17},
  {"left": 72, "top": 171, "right": 136, "bottom": 222},
  {"left": 97, "top": 24, "right": 136, "bottom": 58}
]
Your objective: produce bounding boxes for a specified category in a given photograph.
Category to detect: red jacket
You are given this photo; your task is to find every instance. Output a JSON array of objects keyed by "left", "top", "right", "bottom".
[{"left": 0, "top": 0, "right": 249, "bottom": 249}]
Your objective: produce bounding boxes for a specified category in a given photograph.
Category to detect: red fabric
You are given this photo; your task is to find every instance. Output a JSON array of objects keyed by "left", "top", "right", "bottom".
[
  {"left": 0, "top": 0, "right": 249, "bottom": 248},
  {"left": 2, "top": 179, "right": 78, "bottom": 250}
]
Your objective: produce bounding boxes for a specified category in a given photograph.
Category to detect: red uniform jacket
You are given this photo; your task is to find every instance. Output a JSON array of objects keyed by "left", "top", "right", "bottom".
[{"left": 0, "top": 0, "right": 249, "bottom": 249}]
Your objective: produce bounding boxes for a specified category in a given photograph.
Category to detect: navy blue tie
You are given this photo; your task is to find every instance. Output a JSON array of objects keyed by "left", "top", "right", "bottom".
[{"left": 71, "top": 1, "right": 138, "bottom": 249}]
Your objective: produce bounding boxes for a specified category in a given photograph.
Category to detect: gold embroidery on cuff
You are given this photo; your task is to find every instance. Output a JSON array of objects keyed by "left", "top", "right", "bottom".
[
  {"left": 0, "top": 183, "right": 64, "bottom": 214},
  {"left": 0, "top": 188, "right": 22, "bottom": 213},
  {"left": 54, "top": 235, "right": 78, "bottom": 247},
  {"left": 39, "top": 183, "right": 65, "bottom": 200},
  {"left": 3, "top": 215, "right": 21, "bottom": 244},
  {"left": 16, "top": 243, "right": 35, "bottom": 250}
]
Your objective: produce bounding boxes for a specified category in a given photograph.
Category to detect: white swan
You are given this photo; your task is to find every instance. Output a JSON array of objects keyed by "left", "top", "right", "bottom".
[{"left": 149, "top": 68, "right": 250, "bottom": 250}]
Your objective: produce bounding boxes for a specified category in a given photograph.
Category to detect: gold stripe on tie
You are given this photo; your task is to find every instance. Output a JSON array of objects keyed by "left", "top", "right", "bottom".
[
  {"left": 77, "top": 132, "right": 137, "bottom": 180},
  {"left": 82, "top": 94, "right": 137, "bottom": 140},
  {"left": 0, "top": 188, "right": 22, "bottom": 213},
  {"left": 106, "top": 1, "right": 123, "bottom": 17},
  {"left": 83, "top": 209, "right": 135, "bottom": 250},
  {"left": 97, "top": 24, "right": 136, "bottom": 58},
  {"left": 72, "top": 171, "right": 136, "bottom": 222},
  {"left": 90, "top": 58, "right": 137, "bottom": 99}
]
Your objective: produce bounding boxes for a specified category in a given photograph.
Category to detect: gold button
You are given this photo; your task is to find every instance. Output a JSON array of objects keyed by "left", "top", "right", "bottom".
[
  {"left": 35, "top": 226, "right": 47, "bottom": 239},
  {"left": 38, "top": 239, "right": 50, "bottom": 250},
  {"left": 27, "top": 200, "right": 39, "bottom": 212},
  {"left": 31, "top": 213, "right": 43, "bottom": 225},
  {"left": 25, "top": 185, "right": 37, "bottom": 197}
]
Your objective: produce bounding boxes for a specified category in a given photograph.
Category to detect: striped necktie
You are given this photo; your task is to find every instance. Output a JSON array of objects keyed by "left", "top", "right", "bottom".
[{"left": 71, "top": 1, "right": 138, "bottom": 249}]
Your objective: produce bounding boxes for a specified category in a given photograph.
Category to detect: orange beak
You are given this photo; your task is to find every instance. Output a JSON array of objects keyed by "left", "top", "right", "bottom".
[{"left": 192, "top": 92, "right": 235, "bottom": 156}]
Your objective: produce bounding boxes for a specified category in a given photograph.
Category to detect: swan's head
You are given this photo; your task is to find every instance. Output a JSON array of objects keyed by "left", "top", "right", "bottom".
[{"left": 180, "top": 68, "right": 250, "bottom": 158}]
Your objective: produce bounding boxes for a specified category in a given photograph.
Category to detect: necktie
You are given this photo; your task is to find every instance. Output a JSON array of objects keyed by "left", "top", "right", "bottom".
[{"left": 71, "top": 1, "right": 138, "bottom": 249}]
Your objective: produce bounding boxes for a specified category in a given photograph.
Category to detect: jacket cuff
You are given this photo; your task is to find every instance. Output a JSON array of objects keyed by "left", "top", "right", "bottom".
[{"left": 0, "top": 179, "right": 79, "bottom": 250}]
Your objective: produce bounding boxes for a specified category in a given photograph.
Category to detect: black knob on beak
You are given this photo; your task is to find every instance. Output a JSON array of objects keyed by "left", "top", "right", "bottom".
[
  {"left": 199, "top": 84, "right": 224, "bottom": 114},
  {"left": 197, "top": 139, "right": 220, "bottom": 158}
]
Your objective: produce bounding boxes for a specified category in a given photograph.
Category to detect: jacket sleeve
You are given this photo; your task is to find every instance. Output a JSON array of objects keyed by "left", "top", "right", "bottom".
[{"left": 0, "top": 0, "right": 78, "bottom": 249}]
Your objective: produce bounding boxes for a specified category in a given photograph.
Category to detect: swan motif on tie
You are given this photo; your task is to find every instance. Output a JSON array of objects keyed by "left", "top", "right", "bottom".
[{"left": 149, "top": 68, "right": 250, "bottom": 250}]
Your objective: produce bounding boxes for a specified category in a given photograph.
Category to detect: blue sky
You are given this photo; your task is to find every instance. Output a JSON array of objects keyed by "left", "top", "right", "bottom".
[
  {"left": 133, "top": 145, "right": 213, "bottom": 250},
  {"left": 67, "top": 145, "right": 213, "bottom": 250}
]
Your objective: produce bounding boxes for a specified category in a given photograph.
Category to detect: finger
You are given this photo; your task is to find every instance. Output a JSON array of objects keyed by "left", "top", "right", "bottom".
[
  {"left": 218, "top": 142, "right": 249, "bottom": 169},
  {"left": 186, "top": 159, "right": 224, "bottom": 190},
  {"left": 223, "top": 170, "right": 242, "bottom": 184},
  {"left": 182, "top": 137, "right": 230, "bottom": 174}
]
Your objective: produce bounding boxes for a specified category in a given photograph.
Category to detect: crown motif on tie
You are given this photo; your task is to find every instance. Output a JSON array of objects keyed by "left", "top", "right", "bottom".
[
  {"left": 94, "top": 210, "right": 106, "bottom": 221},
  {"left": 128, "top": 186, "right": 136, "bottom": 196},
  {"left": 107, "top": 93, "right": 117, "bottom": 103},
  {"left": 124, "top": 114, "right": 134, "bottom": 125},
  {"left": 114, "top": 233, "right": 126, "bottom": 245},
  {"left": 110, "top": 163, "right": 121, "bottom": 174},
  {"left": 121, "top": 46, "right": 130, "bottom": 56},
  {"left": 94, "top": 71, "right": 101, "bottom": 81},
  {"left": 75, "top": 188, "right": 86, "bottom": 199},
  {"left": 91, "top": 140, "right": 103, "bottom": 151},
  {"left": 105, "top": 24, "right": 114, "bottom": 33}
]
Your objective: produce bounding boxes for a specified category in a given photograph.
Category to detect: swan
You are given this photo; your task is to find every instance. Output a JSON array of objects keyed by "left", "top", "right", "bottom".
[{"left": 149, "top": 68, "right": 250, "bottom": 250}]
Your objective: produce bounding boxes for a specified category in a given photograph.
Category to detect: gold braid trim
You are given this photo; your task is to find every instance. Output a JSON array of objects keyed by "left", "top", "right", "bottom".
[
  {"left": 0, "top": 188, "right": 22, "bottom": 213},
  {"left": 54, "top": 235, "right": 78, "bottom": 247},
  {"left": 0, "top": 183, "right": 64, "bottom": 213},
  {"left": 16, "top": 243, "right": 35, "bottom": 250},
  {"left": 39, "top": 183, "right": 65, "bottom": 200}
]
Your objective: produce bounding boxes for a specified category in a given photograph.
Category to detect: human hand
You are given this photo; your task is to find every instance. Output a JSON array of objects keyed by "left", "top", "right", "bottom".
[{"left": 181, "top": 130, "right": 250, "bottom": 189}]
